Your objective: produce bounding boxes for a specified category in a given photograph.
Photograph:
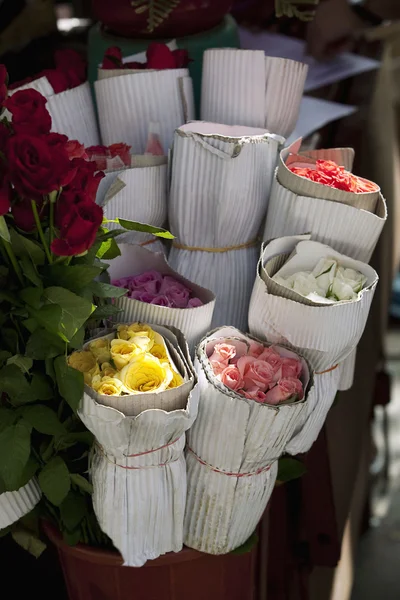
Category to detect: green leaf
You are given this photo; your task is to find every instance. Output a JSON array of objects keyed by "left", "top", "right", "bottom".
[
  {"left": 10, "top": 229, "right": 45, "bottom": 265},
  {"left": 0, "top": 407, "right": 17, "bottom": 433},
  {"left": 30, "top": 372, "right": 54, "bottom": 401},
  {"left": 2, "top": 328, "right": 19, "bottom": 354},
  {"left": 91, "top": 304, "right": 121, "bottom": 319},
  {"left": 6, "top": 354, "right": 33, "bottom": 374},
  {"left": 60, "top": 491, "right": 87, "bottom": 531},
  {"left": 70, "top": 473, "right": 93, "bottom": 495},
  {"left": 44, "top": 265, "right": 103, "bottom": 293},
  {"left": 117, "top": 219, "right": 174, "bottom": 239},
  {"left": 26, "top": 329, "right": 65, "bottom": 360},
  {"left": 0, "top": 215, "right": 10, "bottom": 242},
  {"left": 62, "top": 527, "right": 82, "bottom": 546},
  {"left": 39, "top": 456, "right": 71, "bottom": 506},
  {"left": 45, "top": 358, "right": 56, "bottom": 382},
  {"left": 20, "top": 405, "right": 66, "bottom": 436},
  {"left": 22, "top": 317, "right": 39, "bottom": 334},
  {"left": 89, "top": 281, "right": 128, "bottom": 299},
  {"left": 0, "top": 350, "right": 12, "bottom": 366},
  {"left": 54, "top": 356, "right": 84, "bottom": 413},
  {"left": 28, "top": 304, "right": 62, "bottom": 336},
  {"left": 44, "top": 287, "right": 95, "bottom": 342},
  {"left": 277, "top": 457, "right": 307, "bottom": 484},
  {"left": 19, "top": 286, "right": 43, "bottom": 309},
  {"left": 0, "top": 290, "right": 21, "bottom": 306},
  {"left": 68, "top": 327, "right": 85, "bottom": 351},
  {"left": 57, "top": 431, "right": 94, "bottom": 449},
  {"left": 19, "top": 256, "right": 41, "bottom": 287},
  {"left": 0, "top": 420, "right": 31, "bottom": 490},
  {"left": 97, "top": 237, "right": 121, "bottom": 260},
  {"left": 11, "top": 526, "right": 46, "bottom": 558},
  {"left": 17, "top": 456, "right": 39, "bottom": 489},
  {"left": 230, "top": 532, "right": 259, "bottom": 555},
  {"left": 0, "top": 364, "right": 31, "bottom": 403}
]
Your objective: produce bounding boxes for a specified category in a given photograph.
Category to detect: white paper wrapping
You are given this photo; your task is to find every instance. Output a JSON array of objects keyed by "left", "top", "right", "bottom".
[
  {"left": 108, "top": 245, "right": 216, "bottom": 354},
  {"left": 46, "top": 82, "right": 100, "bottom": 147},
  {"left": 184, "top": 326, "right": 312, "bottom": 554},
  {"left": 0, "top": 479, "right": 41, "bottom": 529},
  {"left": 78, "top": 325, "right": 199, "bottom": 566},
  {"left": 168, "top": 122, "right": 284, "bottom": 330},
  {"left": 95, "top": 69, "right": 194, "bottom": 153},
  {"left": 200, "top": 49, "right": 308, "bottom": 138},
  {"left": 248, "top": 236, "right": 378, "bottom": 453}
]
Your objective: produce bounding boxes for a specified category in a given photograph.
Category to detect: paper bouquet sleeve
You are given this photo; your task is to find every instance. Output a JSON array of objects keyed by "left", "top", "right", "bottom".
[
  {"left": 78, "top": 325, "right": 199, "bottom": 566},
  {"left": 184, "top": 326, "right": 312, "bottom": 554},
  {"left": 168, "top": 122, "right": 283, "bottom": 331},
  {"left": 248, "top": 236, "right": 378, "bottom": 454},
  {"left": 200, "top": 49, "right": 308, "bottom": 138},
  {"left": 0, "top": 479, "right": 41, "bottom": 529},
  {"left": 107, "top": 245, "right": 216, "bottom": 354}
]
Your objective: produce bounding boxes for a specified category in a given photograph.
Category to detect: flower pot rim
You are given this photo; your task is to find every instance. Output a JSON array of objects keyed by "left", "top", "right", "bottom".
[{"left": 42, "top": 521, "right": 205, "bottom": 567}]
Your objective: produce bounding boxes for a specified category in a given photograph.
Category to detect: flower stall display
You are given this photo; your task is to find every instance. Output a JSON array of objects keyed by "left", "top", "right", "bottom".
[
  {"left": 200, "top": 49, "right": 308, "bottom": 138},
  {"left": 108, "top": 244, "right": 215, "bottom": 353},
  {"left": 77, "top": 323, "right": 199, "bottom": 566},
  {"left": 184, "top": 326, "right": 313, "bottom": 554},
  {"left": 9, "top": 50, "right": 100, "bottom": 147},
  {"left": 168, "top": 121, "right": 284, "bottom": 330},
  {"left": 248, "top": 236, "right": 378, "bottom": 454},
  {"left": 0, "top": 66, "right": 172, "bottom": 542},
  {"left": 263, "top": 140, "right": 387, "bottom": 390},
  {"left": 95, "top": 43, "right": 195, "bottom": 154}
]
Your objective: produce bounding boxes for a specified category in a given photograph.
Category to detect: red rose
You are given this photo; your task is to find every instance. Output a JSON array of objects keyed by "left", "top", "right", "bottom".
[
  {"left": 0, "top": 65, "right": 8, "bottom": 107},
  {"left": 55, "top": 49, "right": 87, "bottom": 87},
  {"left": 0, "top": 176, "right": 10, "bottom": 216},
  {"left": 124, "top": 61, "right": 145, "bottom": 70},
  {"left": 102, "top": 47, "right": 123, "bottom": 70},
  {"left": 172, "top": 49, "right": 191, "bottom": 68},
  {"left": 38, "top": 69, "right": 70, "bottom": 94},
  {"left": 11, "top": 198, "right": 47, "bottom": 232},
  {"left": 146, "top": 43, "right": 176, "bottom": 70},
  {"left": 7, "top": 133, "right": 76, "bottom": 201},
  {"left": 65, "top": 140, "right": 88, "bottom": 160},
  {"left": 51, "top": 197, "right": 103, "bottom": 256},
  {"left": 109, "top": 142, "right": 131, "bottom": 166},
  {"left": 65, "top": 158, "right": 105, "bottom": 201},
  {"left": 86, "top": 145, "right": 109, "bottom": 171},
  {"left": 55, "top": 189, "right": 91, "bottom": 229},
  {"left": 0, "top": 123, "right": 10, "bottom": 154},
  {"left": 4, "top": 89, "right": 51, "bottom": 135}
]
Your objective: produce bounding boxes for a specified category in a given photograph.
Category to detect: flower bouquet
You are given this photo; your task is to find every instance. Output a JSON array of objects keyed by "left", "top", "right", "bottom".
[
  {"left": 77, "top": 323, "right": 199, "bottom": 566},
  {"left": 200, "top": 49, "right": 308, "bottom": 138},
  {"left": 184, "top": 326, "right": 313, "bottom": 554},
  {"left": 108, "top": 244, "right": 215, "bottom": 353},
  {"left": 168, "top": 121, "right": 283, "bottom": 330},
  {"left": 8, "top": 50, "right": 100, "bottom": 147},
  {"left": 95, "top": 43, "right": 194, "bottom": 154},
  {"left": 248, "top": 235, "right": 378, "bottom": 454},
  {"left": 0, "top": 66, "right": 172, "bottom": 546}
]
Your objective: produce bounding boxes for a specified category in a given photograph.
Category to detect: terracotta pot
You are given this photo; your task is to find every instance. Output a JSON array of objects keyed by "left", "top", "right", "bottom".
[
  {"left": 92, "top": 0, "right": 233, "bottom": 38},
  {"left": 43, "top": 521, "right": 257, "bottom": 600}
]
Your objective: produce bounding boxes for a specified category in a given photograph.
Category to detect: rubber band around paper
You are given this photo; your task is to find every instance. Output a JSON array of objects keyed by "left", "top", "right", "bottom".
[
  {"left": 95, "top": 437, "right": 181, "bottom": 470},
  {"left": 172, "top": 238, "right": 259, "bottom": 253},
  {"left": 315, "top": 364, "right": 339, "bottom": 375},
  {"left": 139, "top": 238, "right": 158, "bottom": 247},
  {"left": 187, "top": 447, "right": 272, "bottom": 478}
]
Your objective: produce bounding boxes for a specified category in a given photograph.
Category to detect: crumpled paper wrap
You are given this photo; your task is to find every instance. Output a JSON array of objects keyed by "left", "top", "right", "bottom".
[{"left": 0, "top": 478, "right": 41, "bottom": 529}]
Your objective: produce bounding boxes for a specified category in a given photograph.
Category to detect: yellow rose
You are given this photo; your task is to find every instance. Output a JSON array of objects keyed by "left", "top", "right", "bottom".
[
  {"left": 126, "top": 323, "right": 156, "bottom": 344},
  {"left": 96, "top": 377, "right": 128, "bottom": 397},
  {"left": 118, "top": 353, "right": 173, "bottom": 393},
  {"left": 110, "top": 339, "right": 143, "bottom": 370},
  {"left": 89, "top": 338, "right": 111, "bottom": 364},
  {"left": 69, "top": 351, "right": 100, "bottom": 385},
  {"left": 91, "top": 374, "right": 102, "bottom": 391},
  {"left": 129, "top": 334, "right": 153, "bottom": 353},
  {"left": 150, "top": 343, "right": 169, "bottom": 361},
  {"left": 101, "top": 362, "right": 117, "bottom": 378},
  {"left": 117, "top": 325, "right": 130, "bottom": 341},
  {"left": 167, "top": 369, "right": 184, "bottom": 389}
]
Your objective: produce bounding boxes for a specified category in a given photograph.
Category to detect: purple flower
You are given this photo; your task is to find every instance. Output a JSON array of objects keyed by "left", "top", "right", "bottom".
[
  {"left": 129, "top": 270, "right": 163, "bottom": 294},
  {"left": 159, "top": 275, "right": 189, "bottom": 295},
  {"left": 150, "top": 295, "right": 171, "bottom": 307},
  {"left": 187, "top": 297, "right": 203, "bottom": 308},
  {"left": 112, "top": 277, "right": 132, "bottom": 289},
  {"left": 130, "top": 290, "right": 157, "bottom": 303}
]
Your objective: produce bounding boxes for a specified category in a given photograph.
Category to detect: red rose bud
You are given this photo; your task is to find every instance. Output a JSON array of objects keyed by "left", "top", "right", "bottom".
[
  {"left": 65, "top": 140, "right": 88, "bottom": 160},
  {"left": 65, "top": 158, "right": 105, "bottom": 201},
  {"left": 102, "top": 47, "right": 123, "bottom": 70},
  {"left": 172, "top": 49, "right": 191, "bottom": 68},
  {"left": 146, "top": 43, "right": 176, "bottom": 70},
  {"left": 55, "top": 189, "right": 92, "bottom": 229},
  {"left": 4, "top": 89, "right": 52, "bottom": 135},
  {"left": 55, "top": 49, "right": 87, "bottom": 87},
  {"left": 0, "top": 177, "right": 10, "bottom": 216},
  {"left": 124, "top": 62, "right": 145, "bottom": 70},
  {"left": 109, "top": 142, "right": 131, "bottom": 166},
  {"left": 38, "top": 69, "right": 69, "bottom": 94},
  {"left": 51, "top": 200, "right": 103, "bottom": 256},
  {"left": 0, "top": 64, "right": 8, "bottom": 107}
]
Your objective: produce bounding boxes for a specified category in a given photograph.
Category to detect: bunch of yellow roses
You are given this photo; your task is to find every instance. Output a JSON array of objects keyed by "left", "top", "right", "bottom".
[{"left": 69, "top": 323, "right": 184, "bottom": 397}]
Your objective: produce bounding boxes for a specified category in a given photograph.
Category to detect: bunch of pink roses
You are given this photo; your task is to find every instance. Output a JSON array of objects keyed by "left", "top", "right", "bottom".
[
  {"left": 113, "top": 270, "right": 203, "bottom": 308},
  {"left": 208, "top": 340, "right": 304, "bottom": 405}
]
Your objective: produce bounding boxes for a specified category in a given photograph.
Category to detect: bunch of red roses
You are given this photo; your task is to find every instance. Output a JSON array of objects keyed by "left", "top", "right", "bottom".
[
  {"left": 0, "top": 65, "right": 104, "bottom": 257},
  {"left": 102, "top": 43, "right": 191, "bottom": 71}
]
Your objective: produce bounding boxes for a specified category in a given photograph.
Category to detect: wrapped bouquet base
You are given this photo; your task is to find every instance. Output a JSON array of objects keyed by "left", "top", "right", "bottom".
[
  {"left": 0, "top": 478, "right": 41, "bottom": 529},
  {"left": 184, "top": 327, "right": 312, "bottom": 554},
  {"left": 78, "top": 325, "right": 199, "bottom": 566}
]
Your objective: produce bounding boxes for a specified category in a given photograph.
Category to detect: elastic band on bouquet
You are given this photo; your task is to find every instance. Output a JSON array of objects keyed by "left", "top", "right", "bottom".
[
  {"left": 187, "top": 446, "right": 272, "bottom": 478},
  {"left": 140, "top": 239, "right": 158, "bottom": 247},
  {"left": 95, "top": 437, "right": 181, "bottom": 470},
  {"left": 172, "top": 238, "right": 259, "bottom": 253},
  {"left": 316, "top": 364, "right": 339, "bottom": 375}
]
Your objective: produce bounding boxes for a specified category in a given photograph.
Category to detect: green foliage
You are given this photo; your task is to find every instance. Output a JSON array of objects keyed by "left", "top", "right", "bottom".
[{"left": 277, "top": 457, "right": 307, "bottom": 484}]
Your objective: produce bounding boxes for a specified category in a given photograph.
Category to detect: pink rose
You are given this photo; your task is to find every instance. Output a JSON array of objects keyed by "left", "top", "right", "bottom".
[
  {"left": 130, "top": 290, "right": 157, "bottom": 303},
  {"left": 242, "top": 387, "right": 267, "bottom": 403},
  {"left": 150, "top": 295, "right": 171, "bottom": 307},
  {"left": 264, "top": 378, "right": 304, "bottom": 405},
  {"left": 209, "top": 343, "right": 236, "bottom": 363},
  {"left": 159, "top": 275, "right": 187, "bottom": 294},
  {"left": 248, "top": 341, "right": 265, "bottom": 358},
  {"left": 187, "top": 297, "right": 203, "bottom": 308},
  {"left": 165, "top": 285, "right": 190, "bottom": 308},
  {"left": 210, "top": 359, "right": 229, "bottom": 376},
  {"left": 130, "top": 270, "right": 163, "bottom": 294},
  {"left": 281, "top": 357, "right": 302, "bottom": 379},
  {"left": 220, "top": 365, "right": 244, "bottom": 392},
  {"left": 112, "top": 277, "right": 132, "bottom": 289},
  {"left": 257, "top": 347, "right": 283, "bottom": 381},
  {"left": 239, "top": 358, "right": 275, "bottom": 392}
]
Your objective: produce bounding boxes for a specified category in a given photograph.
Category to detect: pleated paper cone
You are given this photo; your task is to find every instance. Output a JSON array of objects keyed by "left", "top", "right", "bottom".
[
  {"left": 200, "top": 49, "right": 307, "bottom": 138},
  {"left": 184, "top": 326, "right": 312, "bottom": 554},
  {"left": 0, "top": 479, "right": 41, "bottom": 529},
  {"left": 248, "top": 236, "right": 378, "bottom": 453},
  {"left": 168, "top": 121, "right": 283, "bottom": 330},
  {"left": 78, "top": 325, "right": 199, "bottom": 566},
  {"left": 95, "top": 69, "right": 194, "bottom": 153},
  {"left": 46, "top": 82, "right": 100, "bottom": 147},
  {"left": 108, "top": 245, "right": 216, "bottom": 354}
]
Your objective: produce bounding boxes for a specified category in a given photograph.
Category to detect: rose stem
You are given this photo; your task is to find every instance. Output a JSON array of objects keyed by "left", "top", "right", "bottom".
[
  {"left": 2, "top": 238, "right": 24, "bottom": 285},
  {"left": 31, "top": 200, "right": 52, "bottom": 264}
]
